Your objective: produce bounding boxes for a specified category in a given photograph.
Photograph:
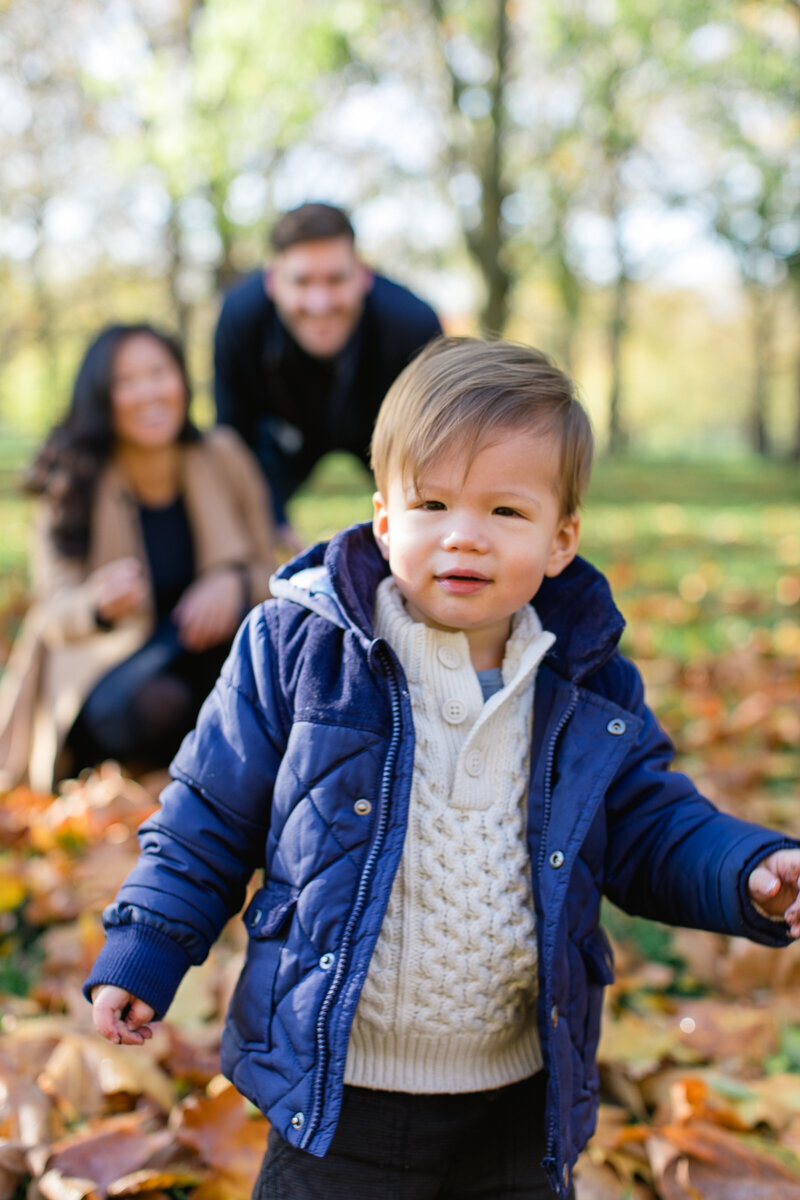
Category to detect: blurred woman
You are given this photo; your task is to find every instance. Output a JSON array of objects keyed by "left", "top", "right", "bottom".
[{"left": 0, "top": 323, "right": 276, "bottom": 791}]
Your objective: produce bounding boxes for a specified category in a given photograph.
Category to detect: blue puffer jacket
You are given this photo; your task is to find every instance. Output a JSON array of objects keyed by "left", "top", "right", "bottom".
[{"left": 85, "top": 523, "right": 795, "bottom": 1197}]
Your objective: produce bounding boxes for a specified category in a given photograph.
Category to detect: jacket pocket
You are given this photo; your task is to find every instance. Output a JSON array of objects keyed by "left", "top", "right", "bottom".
[
  {"left": 229, "top": 881, "right": 299, "bottom": 1047},
  {"left": 579, "top": 926, "right": 615, "bottom": 1083},
  {"left": 581, "top": 926, "right": 615, "bottom": 987}
]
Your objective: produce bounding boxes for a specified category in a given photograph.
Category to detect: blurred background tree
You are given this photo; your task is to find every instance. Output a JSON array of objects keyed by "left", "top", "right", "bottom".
[{"left": 0, "top": 0, "right": 797, "bottom": 455}]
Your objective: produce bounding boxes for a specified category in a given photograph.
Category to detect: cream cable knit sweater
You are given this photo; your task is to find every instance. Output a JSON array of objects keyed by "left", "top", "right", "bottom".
[{"left": 344, "top": 577, "right": 556, "bottom": 1093}]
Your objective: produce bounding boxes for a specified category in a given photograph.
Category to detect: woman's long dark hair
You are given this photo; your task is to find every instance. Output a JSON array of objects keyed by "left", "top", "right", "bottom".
[{"left": 26, "top": 323, "right": 198, "bottom": 558}]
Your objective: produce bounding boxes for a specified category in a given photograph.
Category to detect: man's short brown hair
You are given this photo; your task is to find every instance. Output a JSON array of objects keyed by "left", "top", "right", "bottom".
[
  {"left": 371, "top": 337, "right": 594, "bottom": 517},
  {"left": 270, "top": 203, "right": 355, "bottom": 253}
]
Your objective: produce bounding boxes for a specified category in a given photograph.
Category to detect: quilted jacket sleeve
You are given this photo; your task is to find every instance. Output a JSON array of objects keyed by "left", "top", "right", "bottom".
[
  {"left": 598, "top": 654, "right": 796, "bottom": 946},
  {"left": 83, "top": 603, "right": 289, "bottom": 1017}
]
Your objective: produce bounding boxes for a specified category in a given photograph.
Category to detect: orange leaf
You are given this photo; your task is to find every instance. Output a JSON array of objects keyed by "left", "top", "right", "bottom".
[{"left": 173, "top": 1082, "right": 269, "bottom": 1198}]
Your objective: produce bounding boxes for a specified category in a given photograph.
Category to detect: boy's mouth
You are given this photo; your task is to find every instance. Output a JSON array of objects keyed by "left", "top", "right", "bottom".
[{"left": 436, "top": 569, "right": 491, "bottom": 595}]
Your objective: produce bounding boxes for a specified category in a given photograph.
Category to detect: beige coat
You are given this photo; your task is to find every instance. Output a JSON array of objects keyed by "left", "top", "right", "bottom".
[{"left": 0, "top": 427, "right": 275, "bottom": 793}]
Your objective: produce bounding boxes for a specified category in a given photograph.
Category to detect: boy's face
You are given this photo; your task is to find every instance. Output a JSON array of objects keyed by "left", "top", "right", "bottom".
[{"left": 373, "top": 428, "right": 580, "bottom": 667}]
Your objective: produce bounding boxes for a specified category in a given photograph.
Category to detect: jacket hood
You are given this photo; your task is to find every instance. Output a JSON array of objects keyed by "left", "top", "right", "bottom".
[{"left": 271, "top": 522, "right": 625, "bottom": 683}]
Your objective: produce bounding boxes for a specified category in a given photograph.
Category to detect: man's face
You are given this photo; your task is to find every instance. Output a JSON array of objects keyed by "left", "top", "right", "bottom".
[{"left": 266, "top": 236, "right": 371, "bottom": 359}]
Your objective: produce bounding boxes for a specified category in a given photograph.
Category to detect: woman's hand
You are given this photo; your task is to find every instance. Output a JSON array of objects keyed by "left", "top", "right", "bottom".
[
  {"left": 89, "top": 557, "right": 148, "bottom": 623},
  {"left": 91, "top": 984, "right": 155, "bottom": 1045},
  {"left": 172, "top": 568, "right": 245, "bottom": 652}
]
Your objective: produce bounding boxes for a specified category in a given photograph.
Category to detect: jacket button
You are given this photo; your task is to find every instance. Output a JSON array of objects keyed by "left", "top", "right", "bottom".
[
  {"left": 551, "top": 1005, "right": 559, "bottom": 1028},
  {"left": 290, "top": 1112, "right": 304, "bottom": 1130},
  {"left": 549, "top": 850, "right": 565, "bottom": 869},
  {"left": 443, "top": 698, "right": 467, "bottom": 724},
  {"left": 562, "top": 1162, "right": 569, "bottom": 1187},
  {"left": 250, "top": 909, "right": 262, "bottom": 926},
  {"left": 607, "top": 718, "right": 626, "bottom": 736},
  {"left": 437, "top": 645, "right": 461, "bottom": 669},
  {"left": 354, "top": 798, "right": 372, "bottom": 816},
  {"left": 319, "top": 953, "right": 335, "bottom": 970}
]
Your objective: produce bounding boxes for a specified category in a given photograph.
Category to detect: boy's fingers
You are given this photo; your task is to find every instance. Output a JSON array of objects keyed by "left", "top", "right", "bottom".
[
  {"left": 125, "top": 999, "right": 156, "bottom": 1035},
  {"left": 91, "top": 986, "right": 154, "bottom": 1044},
  {"left": 748, "top": 865, "right": 780, "bottom": 899}
]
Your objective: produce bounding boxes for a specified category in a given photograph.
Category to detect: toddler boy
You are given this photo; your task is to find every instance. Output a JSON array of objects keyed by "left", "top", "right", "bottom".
[{"left": 87, "top": 338, "right": 800, "bottom": 1199}]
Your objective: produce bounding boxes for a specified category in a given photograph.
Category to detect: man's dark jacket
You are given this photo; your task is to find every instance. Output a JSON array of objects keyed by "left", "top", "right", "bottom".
[
  {"left": 84, "top": 525, "right": 795, "bottom": 1197},
  {"left": 214, "top": 272, "right": 442, "bottom": 523}
]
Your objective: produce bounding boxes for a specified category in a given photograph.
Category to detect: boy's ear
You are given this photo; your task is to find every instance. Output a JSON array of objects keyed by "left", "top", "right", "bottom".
[
  {"left": 544, "top": 513, "right": 580, "bottom": 578},
  {"left": 372, "top": 491, "right": 391, "bottom": 561}
]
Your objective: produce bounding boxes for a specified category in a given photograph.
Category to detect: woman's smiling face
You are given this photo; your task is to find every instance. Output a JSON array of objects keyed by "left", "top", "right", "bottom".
[
  {"left": 372, "top": 427, "right": 580, "bottom": 667},
  {"left": 110, "top": 334, "right": 187, "bottom": 450}
]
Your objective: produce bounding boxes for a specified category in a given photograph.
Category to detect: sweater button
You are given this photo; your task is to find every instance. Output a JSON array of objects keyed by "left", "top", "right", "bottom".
[
  {"left": 606, "top": 718, "right": 626, "bottom": 736},
  {"left": 443, "top": 698, "right": 467, "bottom": 724},
  {"left": 354, "top": 798, "right": 372, "bottom": 816},
  {"left": 437, "top": 645, "right": 461, "bottom": 669},
  {"left": 465, "top": 749, "right": 484, "bottom": 777},
  {"left": 319, "top": 953, "right": 335, "bottom": 970},
  {"left": 290, "top": 1112, "right": 304, "bottom": 1130},
  {"left": 549, "top": 850, "right": 565, "bottom": 869}
]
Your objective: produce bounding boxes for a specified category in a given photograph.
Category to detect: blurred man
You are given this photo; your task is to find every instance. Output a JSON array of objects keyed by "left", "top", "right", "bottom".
[{"left": 214, "top": 203, "right": 442, "bottom": 546}]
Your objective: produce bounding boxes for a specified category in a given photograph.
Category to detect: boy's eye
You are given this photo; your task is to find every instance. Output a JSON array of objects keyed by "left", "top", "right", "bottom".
[
  {"left": 494, "top": 506, "right": 522, "bottom": 517},
  {"left": 418, "top": 499, "right": 446, "bottom": 511}
]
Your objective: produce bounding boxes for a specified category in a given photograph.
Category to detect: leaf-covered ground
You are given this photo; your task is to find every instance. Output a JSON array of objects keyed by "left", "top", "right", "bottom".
[{"left": 1, "top": 457, "right": 798, "bottom": 1199}]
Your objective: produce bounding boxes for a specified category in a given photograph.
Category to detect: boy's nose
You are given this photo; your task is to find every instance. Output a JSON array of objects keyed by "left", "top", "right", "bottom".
[{"left": 441, "top": 523, "right": 489, "bottom": 552}]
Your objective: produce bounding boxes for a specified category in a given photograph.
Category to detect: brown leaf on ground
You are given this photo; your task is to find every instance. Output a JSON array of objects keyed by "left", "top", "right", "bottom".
[
  {"left": 0, "top": 1142, "right": 29, "bottom": 1200},
  {"left": 0, "top": 786, "right": 55, "bottom": 849},
  {"left": 598, "top": 1008, "right": 695, "bottom": 1077},
  {"left": 107, "top": 1166, "right": 204, "bottom": 1195},
  {"left": 155, "top": 1026, "right": 221, "bottom": 1089},
  {"left": 574, "top": 1157, "right": 655, "bottom": 1199},
  {"left": 37, "top": 1035, "right": 175, "bottom": 1121},
  {"left": 578, "top": 1104, "right": 651, "bottom": 1191},
  {"left": 647, "top": 1122, "right": 800, "bottom": 1199},
  {"left": 40, "top": 1110, "right": 202, "bottom": 1200},
  {"left": 173, "top": 1081, "right": 269, "bottom": 1200},
  {"left": 671, "top": 997, "right": 778, "bottom": 1063},
  {"left": 0, "top": 1065, "right": 58, "bottom": 1146},
  {"left": 718, "top": 937, "right": 800, "bottom": 996}
]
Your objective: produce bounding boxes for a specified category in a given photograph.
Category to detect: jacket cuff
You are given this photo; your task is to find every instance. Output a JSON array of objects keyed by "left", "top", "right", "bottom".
[
  {"left": 735, "top": 838, "right": 800, "bottom": 946},
  {"left": 83, "top": 923, "right": 194, "bottom": 1019}
]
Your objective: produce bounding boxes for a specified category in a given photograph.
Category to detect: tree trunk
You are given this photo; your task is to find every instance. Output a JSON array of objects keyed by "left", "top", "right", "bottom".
[
  {"left": 607, "top": 269, "right": 630, "bottom": 455},
  {"left": 553, "top": 246, "right": 581, "bottom": 373},
  {"left": 793, "top": 340, "right": 800, "bottom": 461},
  {"left": 469, "top": 1, "right": 512, "bottom": 335},
  {"left": 430, "top": 0, "right": 512, "bottom": 335},
  {"left": 747, "top": 283, "right": 772, "bottom": 456},
  {"left": 165, "top": 205, "right": 193, "bottom": 348}
]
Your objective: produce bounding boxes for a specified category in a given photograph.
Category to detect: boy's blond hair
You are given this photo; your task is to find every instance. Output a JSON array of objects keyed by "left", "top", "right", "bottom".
[{"left": 371, "top": 337, "right": 594, "bottom": 517}]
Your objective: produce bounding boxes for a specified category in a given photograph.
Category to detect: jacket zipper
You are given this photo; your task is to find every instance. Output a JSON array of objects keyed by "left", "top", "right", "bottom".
[
  {"left": 302, "top": 642, "right": 402, "bottom": 1148},
  {"left": 536, "top": 684, "right": 578, "bottom": 1193}
]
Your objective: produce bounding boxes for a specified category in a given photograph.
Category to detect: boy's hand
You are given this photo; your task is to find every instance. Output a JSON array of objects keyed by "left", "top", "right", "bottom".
[
  {"left": 91, "top": 984, "right": 155, "bottom": 1045},
  {"left": 748, "top": 850, "right": 800, "bottom": 938}
]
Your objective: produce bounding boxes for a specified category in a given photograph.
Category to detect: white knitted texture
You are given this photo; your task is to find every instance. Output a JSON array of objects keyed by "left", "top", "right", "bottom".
[{"left": 345, "top": 578, "right": 555, "bottom": 1093}]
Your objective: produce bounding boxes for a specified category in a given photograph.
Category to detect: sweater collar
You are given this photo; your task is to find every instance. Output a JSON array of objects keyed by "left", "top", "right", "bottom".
[
  {"left": 271, "top": 522, "right": 625, "bottom": 683},
  {"left": 373, "top": 575, "right": 554, "bottom": 691}
]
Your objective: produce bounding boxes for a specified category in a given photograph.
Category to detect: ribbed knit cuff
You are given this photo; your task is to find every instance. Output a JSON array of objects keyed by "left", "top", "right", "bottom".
[
  {"left": 344, "top": 1018, "right": 543, "bottom": 1094},
  {"left": 83, "top": 923, "right": 194, "bottom": 1019}
]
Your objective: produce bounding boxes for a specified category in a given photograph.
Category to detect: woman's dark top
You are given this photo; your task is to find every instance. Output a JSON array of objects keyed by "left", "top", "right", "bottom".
[{"left": 138, "top": 496, "right": 195, "bottom": 619}]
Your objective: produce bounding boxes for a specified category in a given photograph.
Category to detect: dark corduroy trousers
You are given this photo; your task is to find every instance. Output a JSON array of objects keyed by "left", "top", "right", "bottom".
[{"left": 253, "top": 1072, "right": 573, "bottom": 1199}]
